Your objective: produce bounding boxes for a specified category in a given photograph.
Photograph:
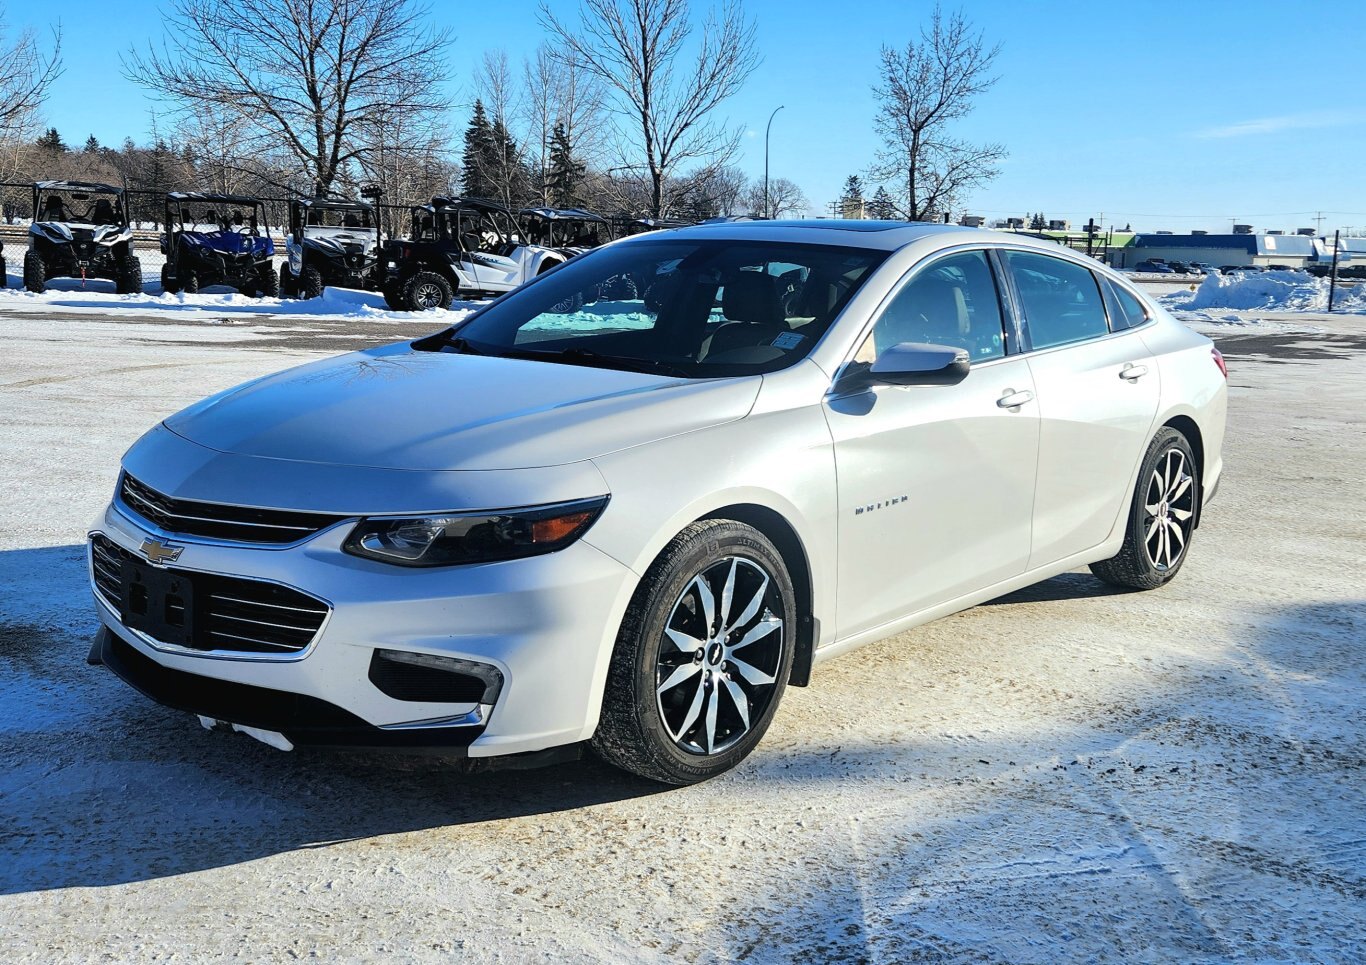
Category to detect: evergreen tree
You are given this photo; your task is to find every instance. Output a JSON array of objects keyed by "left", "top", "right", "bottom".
[
  {"left": 461, "top": 100, "right": 497, "bottom": 198},
  {"left": 839, "top": 175, "right": 865, "bottom": 218},
  {"left": 1029, "top": 212, "right": 1046, "bottom": 230},
  {"left": 84, "top": 135, "right": 100, "bottom": 153},
  {"left": 36, "top": 127, "right": 66, "bottom": 153},
  {"left": 488, "top": 114, "right": 530, "bottom": 207},
  {"left": 868, "top": 186, "right": 896, "bottom": 220},
  {"left": 546, "top": 122, "right": 584, "bottom": 208}
]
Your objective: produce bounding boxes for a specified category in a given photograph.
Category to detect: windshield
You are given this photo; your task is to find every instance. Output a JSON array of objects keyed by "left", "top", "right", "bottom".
[
  {"left": 177, "top": 203, "right": 263, "bottom": 234},
  {"left": 36, "top": 189, "right": 125, "bottom": 226},
  {"left": 305, "top": 207, "right": 373, "bottom": 229},
  {"left": 424, "top": 238, "right": 888, "bottom": 379}
]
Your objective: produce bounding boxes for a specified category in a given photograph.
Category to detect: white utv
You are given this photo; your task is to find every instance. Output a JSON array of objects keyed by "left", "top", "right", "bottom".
[
  {"left": 279, "top": 197, "right": 380, "bottom": 299},
  {"left": 23, "top": 181, "right": 142, "bottom": 294},
  {"left": 379, "top": 197, "right": 586, "bottom": 311}
]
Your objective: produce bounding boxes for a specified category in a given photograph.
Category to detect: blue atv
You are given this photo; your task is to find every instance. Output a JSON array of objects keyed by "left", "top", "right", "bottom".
[{"left": 159, "top": 192, "right": 278, "bottom": 297}]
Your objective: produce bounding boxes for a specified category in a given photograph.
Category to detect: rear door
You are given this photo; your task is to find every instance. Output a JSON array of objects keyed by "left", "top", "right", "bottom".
[{"left": 1001, "top": 250, "right": 1160, "bottom": 568}]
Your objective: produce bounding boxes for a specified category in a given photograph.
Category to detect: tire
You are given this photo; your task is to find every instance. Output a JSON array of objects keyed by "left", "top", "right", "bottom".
[
  {"left": 115, "top": 255, "right": 143, "bottom": 295},
  {"left": 381, "top": 284, "right": 404, "bottom": 311},
  {"left": 602, "top": 274, "right": 638, "bottom": 300},
  {"left": 1090, "top": 427, "right": 1199, "bottom": 590},
  {"left": 278, "top": 262, "right": 294, "bottom": 298},
  {"left": 181, "top": 271, "right": 200, "bottom": 295},
  {"left": 161, "top": 264, "right": 181, "bottom": 295},
  {"left": 298, "top": 264, "right": 325, "bottom": 300},
  {"left": 401, "top": 270, "right": 453, "bottom": 311},
  {"left": 23, "top": 250, "right": 45, "bottom": 294},
  {"left": 591, "top": 519, "right": 796, "bottom": 785},
  {"left": 257, "top": 262, "right": 280, "bottom": 298}
]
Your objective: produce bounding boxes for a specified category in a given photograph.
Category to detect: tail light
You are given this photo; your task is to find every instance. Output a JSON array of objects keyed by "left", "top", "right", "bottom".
[{"left": 1211, "top": 347, "right": 1228, "bottom": 379}]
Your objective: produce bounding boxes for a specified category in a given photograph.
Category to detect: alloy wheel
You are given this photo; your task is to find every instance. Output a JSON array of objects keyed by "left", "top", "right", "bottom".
[
  {"left": 655, "top": 556, "right": 785, "bottom": 756},
  {"left": 1143, "top": 448, "right": 1195, "bottom": 571},
  {"left": 413, "top": 283, "right": 445, "bottom": 309}
]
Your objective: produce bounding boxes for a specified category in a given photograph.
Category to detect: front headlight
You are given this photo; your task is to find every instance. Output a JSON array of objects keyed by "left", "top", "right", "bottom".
[{"left": 343, "top": 497, "right": 608, "bottom": 567}]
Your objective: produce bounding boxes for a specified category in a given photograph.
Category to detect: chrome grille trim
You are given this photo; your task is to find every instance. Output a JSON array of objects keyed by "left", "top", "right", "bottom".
[
  {"left": 89, "top": 534, "right": 330, "bottom": 658},
  {"left": 118, "top": 474, "right": 346, "bottom": 545}
]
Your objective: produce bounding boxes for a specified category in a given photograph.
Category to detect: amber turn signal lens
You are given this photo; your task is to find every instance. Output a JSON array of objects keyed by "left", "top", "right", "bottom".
[{"left": 532, "top": 511, "right": 594, "bottom": 543}]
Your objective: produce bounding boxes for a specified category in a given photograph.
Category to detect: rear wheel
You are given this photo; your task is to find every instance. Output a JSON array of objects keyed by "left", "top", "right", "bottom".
[
  {"left": 401, "top": 270, "right": 453, "bottom": 311},
  {"left": 160, "top": 264, "right": 181, "bottom": 295},
  {"left": 23, "top": 250, "right": 45, "bottom": 293},
  {"left": 298, "top": 264, "right": 325, "bottom": 300},
  {"left": 1090, "top": 427, "right": 1199, "bottom": 590},
  {"left": 592, "top": 520, "right": 795, "bottom": 785},
  {"left": 115, "top": 255, "right": 143, "bottom": 295}
]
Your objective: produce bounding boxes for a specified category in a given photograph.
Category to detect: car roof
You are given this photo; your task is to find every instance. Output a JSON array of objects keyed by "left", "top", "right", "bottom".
[
  {"left": 620, "top": 219, "right": 1086, "bottom": 254},
  {"left": 167, "top": 191, "right": 264, "bottom": 205},
  {"left": 34, "top": 180, "right": 122, "bottom": 194}
]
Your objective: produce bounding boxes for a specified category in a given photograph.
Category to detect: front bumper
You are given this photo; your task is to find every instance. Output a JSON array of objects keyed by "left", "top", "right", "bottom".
[{"left": 90, "top": 498, "right": 639, "bottom": 758}]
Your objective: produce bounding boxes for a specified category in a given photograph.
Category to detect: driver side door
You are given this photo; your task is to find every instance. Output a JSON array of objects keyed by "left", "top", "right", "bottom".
[{"left": 823, "top": 249, "right": 1039, "bottom": 640}]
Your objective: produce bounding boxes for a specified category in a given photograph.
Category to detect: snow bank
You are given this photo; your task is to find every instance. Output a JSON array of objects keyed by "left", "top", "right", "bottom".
[
  {"left": 1164, "top": 270, "right": 1366, "bottom": 312},
  {"left": 0, "top": 275, "right": 481, "bottom": 324}
]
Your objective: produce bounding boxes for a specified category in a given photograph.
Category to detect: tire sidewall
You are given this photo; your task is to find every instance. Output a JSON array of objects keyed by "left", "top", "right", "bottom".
[{"left": 599, "top": 522, "right": 796, "bottom": 784}]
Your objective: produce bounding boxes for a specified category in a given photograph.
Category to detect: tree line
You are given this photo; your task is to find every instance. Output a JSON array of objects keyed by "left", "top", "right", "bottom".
[{"left": 0, "top": 0, "right": 1005, "bottom": 226}]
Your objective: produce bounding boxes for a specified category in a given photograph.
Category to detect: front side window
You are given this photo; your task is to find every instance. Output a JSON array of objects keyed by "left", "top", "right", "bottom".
[
  {"left": 1004, "top": 251, "right": 1109, "bottom": 350},
  {"left": 428, "top": 239, "right": 888, "bottom": 378},
  {"left": 854, "top": 250, "right": 1007, "bottom": 364}
]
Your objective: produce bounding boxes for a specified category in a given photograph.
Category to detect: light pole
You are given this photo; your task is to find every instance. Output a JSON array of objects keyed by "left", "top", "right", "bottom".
[{"left": 763, "top": 105, "right": 785, "bottom": 219}]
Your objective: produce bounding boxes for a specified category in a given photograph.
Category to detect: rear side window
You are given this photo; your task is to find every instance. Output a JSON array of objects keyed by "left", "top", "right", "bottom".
[
  {"left": 1102, "top": 278, "right": 1151, "bottom": 331},
  {"left": 1004, "top": 251, "right": 1110, "bottom": 350}
]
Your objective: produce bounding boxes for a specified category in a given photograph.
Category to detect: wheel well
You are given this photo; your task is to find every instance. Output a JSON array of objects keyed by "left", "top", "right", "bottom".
[
  {"left": 1163, "top": 415, "right": 1205, "bottom": 526},
  {"left": 699, "top": 504, "right": 815, "bottom": 687}
]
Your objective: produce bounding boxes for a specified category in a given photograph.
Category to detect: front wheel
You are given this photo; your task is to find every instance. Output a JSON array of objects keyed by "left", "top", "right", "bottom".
[
  {"left": 278, "top": 262, "right": 294, "bottom": 298},
  {"left": 23, "top": 250, "right": 45, "bottom": 293},
  {"left": 592, "top": 520, "right": 795, "bottom": 785},
  {"left": 298, "top": 264, "right": 324, "bottom": 300},
  {"left": 161, "top": 264, "right": 181, "bottom": 295},
  {"left": 1090, "top": 427, "right": 1199, "bottom": 590},
  {"left": 115, "top": 255, "right": 143, "bottom": 295},
  {"left": 256, "top": 262, "right": 280, "bottom": 298}
]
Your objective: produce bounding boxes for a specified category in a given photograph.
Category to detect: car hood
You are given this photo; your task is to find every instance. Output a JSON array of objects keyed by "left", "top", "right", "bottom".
[{"left": 163, "top": 343, "right": 760, "bottom": 471}]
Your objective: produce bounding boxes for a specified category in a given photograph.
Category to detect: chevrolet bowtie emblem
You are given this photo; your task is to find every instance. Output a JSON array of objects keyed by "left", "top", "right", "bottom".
[{"left": 139, "top": 537, "right": 184, "bottom": 565}]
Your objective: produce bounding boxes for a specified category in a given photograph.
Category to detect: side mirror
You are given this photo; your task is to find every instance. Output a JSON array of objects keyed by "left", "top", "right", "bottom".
[{"left": 868, "top": 342, "right": 971, "bottom": 386}]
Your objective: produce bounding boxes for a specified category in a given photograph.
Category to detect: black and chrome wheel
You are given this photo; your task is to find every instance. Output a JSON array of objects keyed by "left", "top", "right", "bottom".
[
  {"left": 1091, "top": 427, "right": 1198, "bottom": 590},
  {"left": 402, "top": 270, "right": 452, "bottom": 311},
  {"left": 593, "top": 519, "right": 795, "bottom": 785}
]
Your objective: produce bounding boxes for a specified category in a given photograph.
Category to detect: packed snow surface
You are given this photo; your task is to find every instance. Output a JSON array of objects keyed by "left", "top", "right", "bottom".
[{"left": 1164, "top": 269, "right": 1366, "bottom": 312}]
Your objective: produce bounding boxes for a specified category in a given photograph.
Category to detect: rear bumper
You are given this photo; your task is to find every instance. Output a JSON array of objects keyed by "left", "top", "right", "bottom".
[{"left": 97, "top": 626, "right": 481, "bottom": 753}]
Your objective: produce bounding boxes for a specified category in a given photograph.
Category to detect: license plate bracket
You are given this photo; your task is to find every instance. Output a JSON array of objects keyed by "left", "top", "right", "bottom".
[{"left": 120, "top": 562, "right": 196, "bottom": 648}]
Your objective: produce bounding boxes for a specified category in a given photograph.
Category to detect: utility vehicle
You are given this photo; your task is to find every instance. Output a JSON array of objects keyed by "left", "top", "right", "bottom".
[
  {"left": 159, "top": 192, "right": 277, "bottom": 297},
  {"left": 279, "top": 197, "right": 380, "bottom": 298},
  {"left": 23, "top": 181, "right": 142, "bottom": 294},
  {"left": 379, "top": 197, "right": 578, "bottom": 311}
]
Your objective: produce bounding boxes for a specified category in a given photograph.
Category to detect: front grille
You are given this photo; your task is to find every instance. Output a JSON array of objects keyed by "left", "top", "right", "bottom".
[
  {"left": 120, "top": 473, "right": 345, "bottom": 545},
  {"left": 91, "top": 534, "right": 329, "bottom": 656}
]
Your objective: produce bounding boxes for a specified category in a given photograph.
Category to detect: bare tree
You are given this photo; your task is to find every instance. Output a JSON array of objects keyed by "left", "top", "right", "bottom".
[
  {"left": 870, "top": 5, "right": 1005, "bottom": 220},
  {"left": 540, "top": 0, "right": 759, "bottom": 217},
  {"left": 0, "top": 8, "right": 61, "bottom": 138},
  {"left": 519, "top": 43, "right": 607, "bottom": 205},
  {"left": 744, "top": 177, "right": 807, "bottom": 218},
  {"left": 124, "top": 0, "right": 452, "bottom": 196}
]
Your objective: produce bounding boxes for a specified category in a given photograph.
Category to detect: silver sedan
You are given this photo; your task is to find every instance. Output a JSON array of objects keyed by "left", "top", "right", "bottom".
[{"left": 89, "top": 221, "right": 1227, "bottom": 784}]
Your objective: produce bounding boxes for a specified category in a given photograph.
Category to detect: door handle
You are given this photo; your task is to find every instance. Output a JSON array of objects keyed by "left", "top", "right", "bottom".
[
  {"left": 997, "top": 389, "right": 1034, "bottom": 409},
  {"left": 1119, "top": 362, "right": 1149, "bottom": 381}
]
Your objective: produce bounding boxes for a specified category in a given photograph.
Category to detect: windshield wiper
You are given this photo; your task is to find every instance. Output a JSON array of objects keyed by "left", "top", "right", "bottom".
[
  {"left": 506, "top": 346, "right": 691, "bottom": 379},
  {"left": 428, "top": 332, "right": 487, "bottom": 355}
]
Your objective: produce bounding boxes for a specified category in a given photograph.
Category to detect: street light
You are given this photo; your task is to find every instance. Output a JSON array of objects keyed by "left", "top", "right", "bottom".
[{"left": 763, "top": 105, "right": 785, "bottom": 220}]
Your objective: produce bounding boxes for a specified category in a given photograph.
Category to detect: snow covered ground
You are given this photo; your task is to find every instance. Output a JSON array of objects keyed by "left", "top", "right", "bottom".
[{"left": 1, "top": 301, "right": 1364, "bottom": 962}]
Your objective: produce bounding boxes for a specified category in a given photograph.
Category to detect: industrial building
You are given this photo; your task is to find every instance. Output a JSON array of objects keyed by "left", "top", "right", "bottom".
[{"left": 1115, "top": 232, "right": 1319, "bottom": 270}]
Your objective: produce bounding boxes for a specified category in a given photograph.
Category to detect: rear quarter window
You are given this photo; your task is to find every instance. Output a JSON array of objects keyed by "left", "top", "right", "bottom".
[
  {"left": 1102, "top": 277, "right": 1152, "bottom": 331},
  {"left": 1004, "top": 251, "right": 1110, "bottom": 350}
]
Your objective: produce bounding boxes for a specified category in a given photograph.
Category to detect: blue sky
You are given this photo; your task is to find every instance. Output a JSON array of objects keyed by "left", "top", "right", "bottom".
[{"left": 19, "top": 0, "right": 1366, "bottom": 233}]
